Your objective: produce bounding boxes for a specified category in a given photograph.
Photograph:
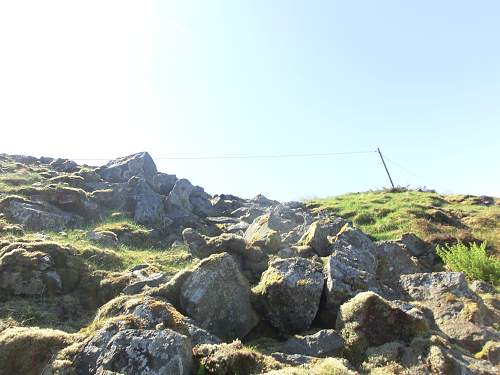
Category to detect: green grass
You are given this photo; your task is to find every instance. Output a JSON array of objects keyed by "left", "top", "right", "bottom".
[
  {"left": 436, "top": 242, "right": 500, "bottom": 285},
  {"left": 308, "top": 190, "right": 499, "bottom": 254}
]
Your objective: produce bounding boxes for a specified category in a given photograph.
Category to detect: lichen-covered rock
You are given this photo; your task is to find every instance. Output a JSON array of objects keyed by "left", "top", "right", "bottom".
[
  {"left": 152, "top": 172, "right": 178, "bottom": 195},
  {"left": 193, "top": 340, "right": 282, "bottom": 375},
  {"left": 322, "top": 225, "right": 382, "bottom": 316},
  {"left": 0, "top": 241, "right": 87, "bottom": 298},
  {"left": 284, "top": 329, "right": 344, "bottom": 357},
  {"left": 298, "top": 217, "right": 346, "bottom": 256},
  {"left": 373, "top": 240, "right": 423, "bottom": 289},
  {"left": 130, "top": 178, "right": 171, "bottom": 227},
  {"left": 0, "top": 196, "right": 82, "bottom": 230},
  {"left": 98, "top": 152, "right": 158, "bottom": 184},
  {"left": 335, "top": 291, "right": 429, "bottom": 364},
  {"left": 244, "top": 214, "right": 282, "bottom": 253},
  {"left": 400, "top": 272, "right": 500, "bottom": 353},
  {"left": 253, "top": 257, "right": 324, "bottom": 334},
  {"left": 179, "top": 253, "right": 259, "bottom": 340},
  {"left": 75, "top": 327, "right": 193, "bottom": 375}
]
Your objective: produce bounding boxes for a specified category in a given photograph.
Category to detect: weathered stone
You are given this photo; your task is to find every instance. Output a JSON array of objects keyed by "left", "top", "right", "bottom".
[
  {"left": 335, "top": 291, "right": 429, "bottom": 364},
  {"left": 284, "top": 329, "right": 344, "bottom": 357},
  {"left": 75, "top": 327, "right": 193, "bottom": 375},
  {"left": 179, "top": 253, "right": 259, "bottom": 340},
  {"left": 322, "top": 225, "right": 381, "bottom": 315},
  {"left": 123, "top": 273, "right": 169, "bottom": 295},
  {"left": 151, "top": 172, "right": 178, "bottom": 195},
  {"left": 88, "top": 230, "right": 118, "bottom": 247},
  {"left": 49, "top": 158, "right": 78, "bottom": 172},
  {"left": 298, "top": 217, "right": 346, "bottom": 256},
  {"left": 130, "top": 178, "right": 170, "bottom": 227},
  {"left": 99, "top": 152, "right": 157, "bottom": 184},
  {"left": 0, "top": 196, "right": 82, "bottom": 231},
  {"left": 244, "top": 214, "right": 282, "bottom": 253},
  {"left": 253, "top": 257, "right": 324, "bottom": 334},
  {"left": 400, "top": 233, "right": 430, "bottom": 256},
  {"left": 166, "top": 178, "right": 214, "bottom": 219},
  {"left": 183, "top": 228, "right": 246, "bottom": 259},
  {"left": 400, "top": 272, "right": 500, "bottom": 353}
]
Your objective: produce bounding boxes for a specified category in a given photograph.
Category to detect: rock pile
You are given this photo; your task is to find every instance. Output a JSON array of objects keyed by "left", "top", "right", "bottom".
[{"left": 0, "top": 152, "right": 498, "bottom": 375}]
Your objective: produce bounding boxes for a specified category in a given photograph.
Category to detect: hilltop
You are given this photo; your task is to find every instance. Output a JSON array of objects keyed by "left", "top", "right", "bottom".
[{"left": 0, "top": 152, "right": 498, "bottom": 375}]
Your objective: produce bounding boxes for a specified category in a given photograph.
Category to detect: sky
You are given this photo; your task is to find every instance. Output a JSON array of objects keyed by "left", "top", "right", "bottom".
[{"left": 0, "top": 1, "right": 499, "bottom": 201}]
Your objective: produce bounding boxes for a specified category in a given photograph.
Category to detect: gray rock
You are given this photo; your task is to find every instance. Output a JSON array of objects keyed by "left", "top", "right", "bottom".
[
  {"left": 270, "top": 352, "right": 318, "bottom": 366},
  {"left": 182, "top": 228, "right": 246, "bottom": 259},
  {"left": 179, "top": 253, "right": 259, "bottom": 340},
  {"left": 99, "top": 152, "right": 157, "bottom": 184},
  {"left": 373, "top": 240, "right": 423, "bottom": 288},
  {"left": 166, "top": 179, "right": 214, "bottom": 219},
  {"left": 88, "top": 230, "right": 118, "bottom": 247},
  {"left": 0, "top": 196, "right": 81, "bottom": 231},
  {"left": 399, "top": 272, "right": 475, "bottom": 301},
  {"left": 284, "top": 329, "right": 344, "bottom": 357},
  {"left": 323, "top": 225, "right": 381, "bottom": 312},
  {"left": 152, "top": 172, "right": 178, "bottom": 195},
  {"left": 254, "top": 257, "right": 324, "bottom": 334},
  {"left": 335, "top": 291, "right": 429, "bottom": 364},
  {"left": 123, "top": 273, "right": 169, "bottom": 295},
  {"left": 131, "top": 179, "right": 171, "bottom": 227},
  {"left": 470, "top": 280, "right": 496, "bottom": 294},
  {"left": 298, "top": 217, "right": 346, "bottom": 256},
  {"left": 49, "top": 158, "right": 78, "bottom": 172},
  {"left": 76, "top": 328, "right": 193, "bottom": 375},
  {"left": 400, "top": 233, "right": 429, "bottom": 256}
]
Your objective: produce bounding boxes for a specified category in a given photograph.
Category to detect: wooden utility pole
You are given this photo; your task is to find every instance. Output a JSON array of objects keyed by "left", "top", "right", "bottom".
[{"left": 377, "top": 147, "right": 395, "bottom": 189}]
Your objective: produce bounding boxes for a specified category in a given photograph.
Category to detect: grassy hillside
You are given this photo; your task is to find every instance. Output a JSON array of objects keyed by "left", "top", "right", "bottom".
[{"left": 308, "top": 189, "right": 499, "bottom": 254}]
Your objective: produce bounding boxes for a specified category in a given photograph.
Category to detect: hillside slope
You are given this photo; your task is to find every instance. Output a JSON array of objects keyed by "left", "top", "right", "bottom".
[
  {"left": 309, "top": 190, "right": 499, "bottom": 254},
  {"left": 0, "top": 153, "right": 499, "bottom": 375}
]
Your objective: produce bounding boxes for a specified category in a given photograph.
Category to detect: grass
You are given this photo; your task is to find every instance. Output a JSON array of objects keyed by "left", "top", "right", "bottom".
[
  {"left": 308, "top": 190, "right": 499, "bottom": 254},
  {"left": 436, "top": 242, "right": 500, "bottom": 285}
]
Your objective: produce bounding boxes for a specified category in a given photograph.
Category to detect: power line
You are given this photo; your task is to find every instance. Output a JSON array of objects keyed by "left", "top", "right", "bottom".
[{"left": 72, "top": 150, "right": 378, "bottom": 161}]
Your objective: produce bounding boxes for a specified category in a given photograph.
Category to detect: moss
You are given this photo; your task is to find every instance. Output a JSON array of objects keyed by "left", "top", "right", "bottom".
[{"left": 0, "top": 326, "right": 74, "bottom": 375}]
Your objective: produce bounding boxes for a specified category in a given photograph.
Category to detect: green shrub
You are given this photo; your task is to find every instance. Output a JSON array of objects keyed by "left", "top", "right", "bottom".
[{"left": 436, "top": 241, "right": 500, "bottom": 286}]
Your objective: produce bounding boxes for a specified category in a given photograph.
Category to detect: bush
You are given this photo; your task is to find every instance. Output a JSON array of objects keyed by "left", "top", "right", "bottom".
[{"left": 436, "top": 241, "right": 500, "bottom": 286}]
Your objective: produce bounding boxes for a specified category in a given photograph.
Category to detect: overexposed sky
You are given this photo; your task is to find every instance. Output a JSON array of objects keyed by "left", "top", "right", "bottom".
[{"left": 1, "top": 1, "right": 499, "bottom": 200}]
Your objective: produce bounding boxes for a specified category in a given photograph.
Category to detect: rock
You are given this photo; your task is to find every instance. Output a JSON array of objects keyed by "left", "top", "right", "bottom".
[
  {"left": 231, "top": 206, "right": 265, "bottom": 223},
  {"left": 475, "top": 341, "right": 500, "bottom": 365},
  {"left": 253, "top": 257, "right": 324, "bottom": 334},
  {"left": 211, "top": 194, "right": 246, "bottom": 216},
  {"left": 166, "top": 179, "right": 215, "bottom": 219},
  {"left": 88, "top": 230, "right": 118, "bottom": 247},
  {"left": 298, "top": 217, "right": 346, "bottom": 256},
  {"left": 284, "top": 329, "right": 344, "bottom": 357},
  {"left": 400, "top": 272, "right": 500, "bottom": 353},
  {"left": 179, "top": 253, "right": 259, "bottom": 340},
  {"left": 49, "top": 158, "right": 78, "bottom": 172},
  {"left": 98, "top": 152, "right": 157, "bottom": 184},
  {"left": 0, "top": 196, "right": 82, "bottom": 231},
  {"left": 244, "top": 214, "right": 282, "bottom": 253},
  {"left": 373, "top": 240, "right": 423, "bottom": 289},
  {"left": 182, "top": 228, "right": 246, "bottom": 259},
  {"left": 266, "top": 357, "right": 357, "bottom": 375},
  {"left": 400, "top": 233, "right": 430, "bottom": 256},
  {"left": 151, "top": 172, "right": 178, "bottom": 195},
  {"left": 0, "top": 241, "right": 87, "bottom": 298},
  {"left": 0, "top": 326, "right": 74, "bottom": 375},
  {"left": 322, "top": 224, "right": 381, "bottom": 315},
  {"left": 270, "top": 352, "right": 318, "bottom": 367},
  {"left": 130, "top": 178, "right": 171, "bottom": 227},
  {"left": 75, "top": 327, "right": 193, "bottom": 375},
  {"left": 123, "top": 273, "right": 169, "bottom": 295},
  {"left": 335, "top": 291, "right": 429, "bottom": 364},
  {"left": 470, "top": 280, "right": 496, "bottom": 295},
  {"left": 193, "top": 340, "right": 282, "bottom": 375}
]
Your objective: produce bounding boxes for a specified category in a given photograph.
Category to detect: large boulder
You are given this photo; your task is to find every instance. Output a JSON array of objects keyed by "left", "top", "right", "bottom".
[
  {"left": 98, "top": 152, "right": 157, "bottom": 184},
  {"left": 166, "top": 179, "right": 215, "bottom": 219},
  {"left": 0, "top": 241, "right": 87, "bottom": 299},
  {"left": 253, "top": 257, "right": 324, "bottom": 334},
  {"left": 298, "top": 217, "right": 346, "bottom": 256},
  {"left": 129, "top": 178, "right": 171, "bottom": 227},
  {"left": 179, "top": 253, "right": 259, "bottom": 340},
  {"left": 322, "top": 224, "right": 381, "bottom": 316},
  {"left": 373, "top": 240, "right": 424, "bottom": 289},
  {"left": 335, "top": 291, "right": 429, "bottom": 364},
  {"left": 400, "top": 272, "right": 500, "bottom": 352},
  {"left": 75, "top": 326, "right": 193, "bottom": 375},
  {"left": 0, "top": 196, "right": 81, "bottom": 231}
]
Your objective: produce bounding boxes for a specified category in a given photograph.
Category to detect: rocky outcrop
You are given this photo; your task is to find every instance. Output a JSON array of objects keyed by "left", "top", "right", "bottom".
[
  {"left": 253, "top": 257, "right": 324, "bottom": 334},
  {"left": 298, "top": 217, "right": 346, "bottom": 256},
  {"left": 98, "top": 152, "right": 158, "bottom": 185},
  {"left": 336, "top": 291, "right": 429, "bottom": 364},
  {"left": 179, "top": 253, "right": 259, "bottom": 340},
  {"left": 400, "top": 272, "right": 500, "bottom": 352}
]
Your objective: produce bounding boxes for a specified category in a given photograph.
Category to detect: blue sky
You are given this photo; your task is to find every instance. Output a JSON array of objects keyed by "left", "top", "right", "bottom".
[{"left": 0, "top": 1, "right": 498, "bottom": 200}]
